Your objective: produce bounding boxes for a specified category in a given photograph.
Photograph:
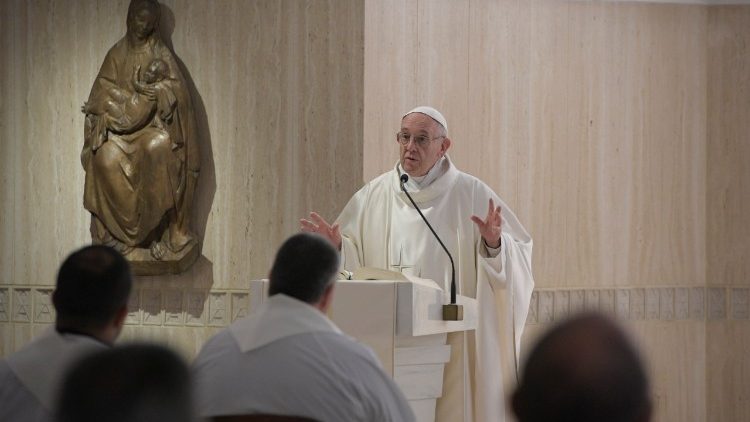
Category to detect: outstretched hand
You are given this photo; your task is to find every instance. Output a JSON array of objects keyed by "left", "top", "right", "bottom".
[
  {"left": 470, "top": 198, "right": 503, "bottom": 249},
  {"left": 300, "top": 212, "right": 342, "bottom": 251}
]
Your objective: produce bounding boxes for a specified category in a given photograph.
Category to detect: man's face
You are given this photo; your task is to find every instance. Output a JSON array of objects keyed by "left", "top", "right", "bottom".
[{"left": 398, "top": 113, "right": 450, "bottom": 177}]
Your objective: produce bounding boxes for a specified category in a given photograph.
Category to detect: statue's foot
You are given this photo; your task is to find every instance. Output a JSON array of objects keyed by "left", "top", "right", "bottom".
[
  {"left": 99, "top": 234, "right": 133, "bottom": 256},
  {"left": 150, "top": 241, "right": 167, "bottom": 261},
  {"left": 167, "top": 229, "right": 194, "bottom": 254}
]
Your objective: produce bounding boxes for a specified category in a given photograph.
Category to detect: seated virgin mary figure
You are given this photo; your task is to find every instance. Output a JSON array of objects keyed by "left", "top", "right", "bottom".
[{"left": 81, "top": 0, "right": 200, "bottom": 271}]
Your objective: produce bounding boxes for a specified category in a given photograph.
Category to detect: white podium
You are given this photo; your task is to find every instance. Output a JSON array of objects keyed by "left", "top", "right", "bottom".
[{"left": 249, "top": 278, "right": 478, "bottom": 422}]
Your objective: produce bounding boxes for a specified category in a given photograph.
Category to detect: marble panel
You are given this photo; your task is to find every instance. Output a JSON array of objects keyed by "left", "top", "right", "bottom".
[
  {"left": 231, "top": 292, "right": 250, "bottom": 322},
  {"left": 631, "top": 288, "right": 645, "bottom": 320},
  {"left": 0, "top": 288, "right": 9, "bottom": 322},
  {"left": 125, "top": 289, "right": 141, "bottom": 325},
  {"left": 660, "top": 288, "right": 675, "bottom": 321},
  {"left": 690, "top": 287, "right": 705, "bottom": 320},
  {"left": 12, "top": 289, "right": 31, "bottom": 323},
  {"left": 731, "top": 288, "right": 749, "bottom": 320},
  {"left": 553, "top": 290, "right": 569, "bottom": 321},
  {"left": 208, "top": 292, "right": 228, "bottom": 327},
  {"left": 142, "top": 289, "right": 164, "bottom": 326},
  {"left": 33, "top": 289, "right": 54, "bottom": 324}
]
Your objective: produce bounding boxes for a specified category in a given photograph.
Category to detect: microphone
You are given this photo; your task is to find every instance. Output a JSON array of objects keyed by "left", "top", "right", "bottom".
[{"left": 399, "top": 173, "right": 462, "bottom": 321}]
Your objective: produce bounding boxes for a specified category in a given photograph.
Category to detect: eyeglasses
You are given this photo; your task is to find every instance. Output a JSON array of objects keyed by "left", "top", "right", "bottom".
[{"left": 396, "top": 132, "right": 445, "bottom": 147}]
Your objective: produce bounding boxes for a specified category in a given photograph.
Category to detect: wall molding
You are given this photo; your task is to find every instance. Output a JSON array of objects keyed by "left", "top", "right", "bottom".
[
  {"left": 598, "top": 0, "right": 750, "bottom": 5},
  {"left": 1, "top": 285, "right": 748, "bottom": 328},
  {"left": 527, "top": 286, "right": 749, "bottom": 325}
]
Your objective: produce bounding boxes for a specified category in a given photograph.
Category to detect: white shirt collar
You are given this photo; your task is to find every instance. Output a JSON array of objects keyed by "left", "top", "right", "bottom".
[
  {"left": 398, "top": 156, "right": 449, "bottom": 190},
  {"left": 229, "top": 294, "right": 341, "bottom": 353}
]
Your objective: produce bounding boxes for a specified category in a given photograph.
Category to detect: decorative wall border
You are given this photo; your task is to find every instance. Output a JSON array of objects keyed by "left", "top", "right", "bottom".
[
  {"left": 0, "top": 286, "right": 251, "bottom": 328},
  {"left": 526, "top": 287, "right": 750, "bottom": 325},
  {"left": 1, "top": 286, "right": 748, "bottom": 328}
]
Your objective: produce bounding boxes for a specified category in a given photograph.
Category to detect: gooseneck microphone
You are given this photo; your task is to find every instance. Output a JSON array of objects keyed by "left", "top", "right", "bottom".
[{"left": 399, "top": 173, "right": 459, "bottom": 315}]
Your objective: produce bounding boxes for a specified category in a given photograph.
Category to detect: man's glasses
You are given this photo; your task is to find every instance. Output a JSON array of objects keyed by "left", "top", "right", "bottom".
[{"left": 396, "top": 132, "right": 445, "bottom": 147}]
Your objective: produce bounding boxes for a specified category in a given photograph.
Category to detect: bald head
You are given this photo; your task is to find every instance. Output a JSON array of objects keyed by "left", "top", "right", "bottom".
[{"left": 512, "top": 313, "right": 651, "bottom": 422}]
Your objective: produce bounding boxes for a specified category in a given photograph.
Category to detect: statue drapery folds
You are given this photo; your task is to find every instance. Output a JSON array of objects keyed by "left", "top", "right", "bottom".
[{"left": 82, "top": 0, "right": 200, "bottom": 274}]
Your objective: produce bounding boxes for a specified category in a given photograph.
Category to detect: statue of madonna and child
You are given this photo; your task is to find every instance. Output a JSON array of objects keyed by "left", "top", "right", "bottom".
[{"left": 81, "top": 0, "right": 200, "bottom": 275}]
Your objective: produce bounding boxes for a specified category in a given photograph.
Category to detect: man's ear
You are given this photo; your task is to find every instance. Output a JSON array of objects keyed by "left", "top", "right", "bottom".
[
  {"left": 318, "top": 283, "right": 336, "bottom": 312},
  {"left": 440, "top": 137, "right": 451, "bottom": 155},
  {"left": 113, "top": 304, "right": 128, "bottom": 329}
]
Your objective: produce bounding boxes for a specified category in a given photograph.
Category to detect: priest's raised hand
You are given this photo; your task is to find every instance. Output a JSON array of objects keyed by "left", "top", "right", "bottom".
[
  {"left": 470, "top": 197, "right": 503, "bottom": 249},
  {"left": 300, "top": 212, "right": 342, "bottom": 250}
]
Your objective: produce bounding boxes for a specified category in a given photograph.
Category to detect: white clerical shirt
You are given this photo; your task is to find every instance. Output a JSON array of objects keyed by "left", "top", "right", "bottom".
[
  {"left": 192, "top": 293, "right": 415, "bottom": 422},
  {"left": 0, "top": 328, "right": 107, "bottom": 422}
]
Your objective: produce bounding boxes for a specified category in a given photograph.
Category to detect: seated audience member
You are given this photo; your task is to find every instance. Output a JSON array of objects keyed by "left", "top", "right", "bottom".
[
  {"left": 511, "top": 312, "right": 652, "bottom": 422},
  {"left": 0, "top": 245, "right": 132, "bottom": 422},
  {"left": 56, "top": 344, "right": 192, "bottom": 422},
  {"left": 192, "top": 233, "right": 415, "bottom": 422}
]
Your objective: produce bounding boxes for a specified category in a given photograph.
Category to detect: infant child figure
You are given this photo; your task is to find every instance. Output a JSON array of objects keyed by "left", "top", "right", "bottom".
[{"left": 82, "top": 58, "right": 177, "bottom": 151}]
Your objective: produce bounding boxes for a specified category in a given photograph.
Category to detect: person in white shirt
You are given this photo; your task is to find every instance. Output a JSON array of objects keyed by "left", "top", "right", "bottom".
[
  {"left": 192, "top": 233, "right": 415, "bottom": 422},
  {"left": 0, "top": 245, "right": 132, "bottom": 422},
  {"left": 300, "top": 106, "right": 535, "bottom": 422}
]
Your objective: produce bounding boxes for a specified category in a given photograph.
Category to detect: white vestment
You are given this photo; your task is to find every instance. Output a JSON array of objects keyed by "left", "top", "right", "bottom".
[
  {"left": 0, "top": 329, "right": 107, "bottom": 422},
  {"left": 336, "top": 157, "right": 534, "bottom": 422},
  {"left": 192, "top": 294, "right": 415, "bottom": 422}
]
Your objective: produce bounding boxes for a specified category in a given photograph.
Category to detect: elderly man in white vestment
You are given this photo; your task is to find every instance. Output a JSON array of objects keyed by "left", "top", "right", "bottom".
[
  {"left": 0, "top": 245, "right": 132, "bottom": 422},
  {"left": 192, "top": 233, "right": 415, "bottom": 422},
  {"left": 300, "top": 106, "right": 535, "bottom": 422}
]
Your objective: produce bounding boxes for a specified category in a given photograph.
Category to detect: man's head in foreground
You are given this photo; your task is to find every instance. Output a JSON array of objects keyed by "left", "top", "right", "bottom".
[
  {"left": 512, "top": 312, "right": 651, "bottom": 422},
  {"left": 268, "top": 233, "right": 340, "bottom": 312},
  {"left": 53, "top": 244, "right": 132, "bottom": 345}
]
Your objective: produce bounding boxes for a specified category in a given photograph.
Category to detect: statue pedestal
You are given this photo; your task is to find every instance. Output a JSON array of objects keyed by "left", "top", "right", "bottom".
[{"left": 127, "top": 239, "right": 200, "bottom": 276}]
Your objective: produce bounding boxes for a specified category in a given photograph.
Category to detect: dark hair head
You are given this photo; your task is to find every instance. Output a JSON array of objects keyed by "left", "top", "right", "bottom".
[
  {"left": 512, "top": 312, "right": 651, "bottom": 422},
  {"left": 56, "top": 344, "right": 191, "bottom": 422},
  {"left": 53, "top": 245, "right": 132, "bottom": 330},
  {"left": 268, "top": 233, "right": 339, "bottom": 304}
]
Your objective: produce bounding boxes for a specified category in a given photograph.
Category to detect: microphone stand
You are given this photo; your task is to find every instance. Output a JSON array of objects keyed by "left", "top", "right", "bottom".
[{"left": 400, "top": 173, "right": 463, "bottom": 321}]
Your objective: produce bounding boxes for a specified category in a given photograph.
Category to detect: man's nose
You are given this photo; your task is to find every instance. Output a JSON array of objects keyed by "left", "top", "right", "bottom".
[{"left": 404, "top": 137, "right": 419, "bottom": 149}]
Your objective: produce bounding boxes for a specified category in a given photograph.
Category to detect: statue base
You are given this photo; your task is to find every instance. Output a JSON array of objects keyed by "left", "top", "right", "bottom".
[{"left": 126, "top": 239, "right": 200, "bottom": 276}]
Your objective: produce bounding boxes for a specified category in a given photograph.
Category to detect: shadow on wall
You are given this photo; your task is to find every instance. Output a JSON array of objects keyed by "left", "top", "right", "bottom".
[
  {"left": 130, "top": 256, "right": 218, "bottom": 325},
  {"left": 160, "top": 4, "right": 216, "bottom": 254},
  {"left": 123, "top": 5, "right": 220, "bottom": 323}
]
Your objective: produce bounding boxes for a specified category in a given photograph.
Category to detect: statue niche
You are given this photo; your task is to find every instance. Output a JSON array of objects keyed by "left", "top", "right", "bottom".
[{"left": 81, "top": 0, "right": 200, "bottom": 275}]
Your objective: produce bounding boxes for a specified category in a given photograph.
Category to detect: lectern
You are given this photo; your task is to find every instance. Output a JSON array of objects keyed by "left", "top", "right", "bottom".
[{"left": 249, "top": 277, "right": 478, "bottom": 422}]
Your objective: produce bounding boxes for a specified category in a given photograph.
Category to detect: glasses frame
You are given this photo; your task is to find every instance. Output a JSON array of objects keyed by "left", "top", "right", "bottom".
[{"left": 395, "top": 132, "right": 446, "bottom": 148}]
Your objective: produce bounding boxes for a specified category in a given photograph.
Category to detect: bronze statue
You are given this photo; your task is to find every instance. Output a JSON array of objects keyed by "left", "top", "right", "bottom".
[{"left": 82, "top": 0, "right": 200, "bottom": 275}]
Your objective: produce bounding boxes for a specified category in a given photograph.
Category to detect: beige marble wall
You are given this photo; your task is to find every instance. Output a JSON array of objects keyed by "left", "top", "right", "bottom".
[
  {"left": 362, "top": 1, "right": 745, "bottom": 421},
  {"left": 0, "top": 0, "right": 364, "bottom": 356},
  {"left": 365, "top": 0, "right": 707, "bottom": 291},
  {"left": 707, "top": 6, "right": 750, "bottom": 422}
]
